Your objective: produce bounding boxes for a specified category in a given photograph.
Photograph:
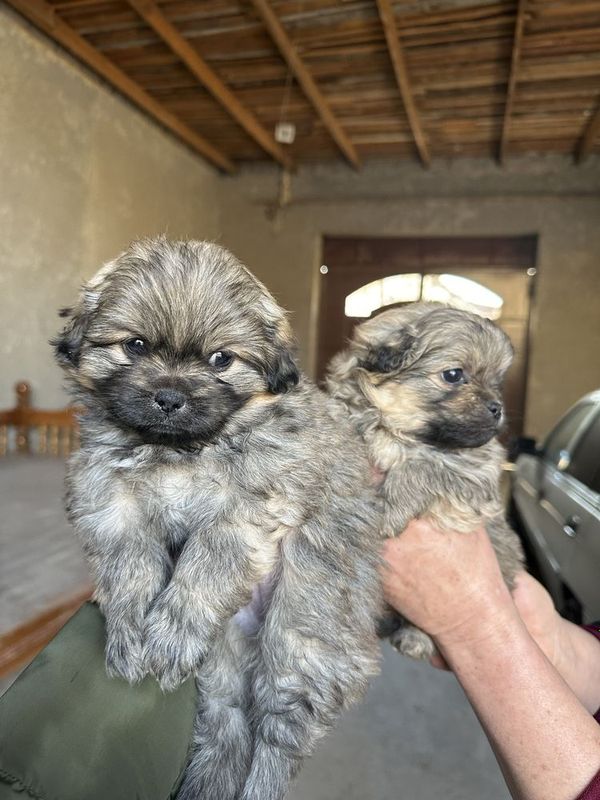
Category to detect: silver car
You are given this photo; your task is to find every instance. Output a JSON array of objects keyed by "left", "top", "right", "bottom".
[{"left": 510, "top": 390, "right": 600, "bottom": 622}]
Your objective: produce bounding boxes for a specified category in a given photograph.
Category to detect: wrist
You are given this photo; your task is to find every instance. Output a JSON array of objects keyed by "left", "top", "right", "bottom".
[{"left": 434, "top": 582, "right": 520, "bottom": 656}]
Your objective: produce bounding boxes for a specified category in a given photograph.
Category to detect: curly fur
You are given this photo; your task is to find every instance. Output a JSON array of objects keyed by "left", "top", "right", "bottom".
[
  {"left": 53, "top": 238, "right": 382, "bottom": 800},
  {"left": 326, "top": 302, "right": 524, "bottom": 660}
]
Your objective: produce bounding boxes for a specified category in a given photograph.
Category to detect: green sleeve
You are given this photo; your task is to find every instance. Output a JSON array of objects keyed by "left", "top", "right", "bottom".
[{"left": 0, "top": 603, "right": 197, "bottom": 800}]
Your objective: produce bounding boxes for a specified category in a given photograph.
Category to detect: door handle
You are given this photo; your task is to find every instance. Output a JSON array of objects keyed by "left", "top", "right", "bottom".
[{"left": 563, "top": 515, "right": 581, "bottom": 538}]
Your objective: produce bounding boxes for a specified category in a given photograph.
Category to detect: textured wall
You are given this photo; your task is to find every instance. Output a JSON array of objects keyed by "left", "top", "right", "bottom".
[
  {"left": 217, "top": 160, "right": 600, "bottom": 439},
  {"left": 0, "top": 8, "right": 220, "bottom": 407}
]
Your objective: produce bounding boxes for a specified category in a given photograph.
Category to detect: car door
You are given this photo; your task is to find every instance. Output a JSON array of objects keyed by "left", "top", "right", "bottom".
[
  {"left": 528, "top": 401, "right": 597, "bottom": 581},
  {"left": 559, "top": 410, "right": 600, "bottom": 619}
]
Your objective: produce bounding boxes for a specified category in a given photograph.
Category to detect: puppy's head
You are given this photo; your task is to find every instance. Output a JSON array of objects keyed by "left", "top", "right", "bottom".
[
  {"left": 328, "top": 303, "right": 513, "bottom": 449},
  {"left": 53, "top": 238, "right": 299, "bottom": 445}
]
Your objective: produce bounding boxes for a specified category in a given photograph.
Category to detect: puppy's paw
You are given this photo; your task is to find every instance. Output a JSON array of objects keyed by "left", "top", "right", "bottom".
[
  {"left": 390, "top": 625, "right": 436, "bottom": 661},
  {"left": 143, "top": 591, "right": 209, "bottom": 691},
  {"left": 105, "top": 625, "right": 147, "bottom": 684}
]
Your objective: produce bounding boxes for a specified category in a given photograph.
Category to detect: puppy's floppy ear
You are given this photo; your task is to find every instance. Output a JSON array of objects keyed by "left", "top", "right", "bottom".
[
  {"left": 360, "top": 331, "right": 417, "bottom": 374},
  {"left": 51, "top": 265, "right": 110, "bottom": 368},
  {"left": 266, "top": 346, "right": 300, "bottom": 394},
  {"left": 51, "top": 303, "right": 95, "bottom": 368},
  {"left": 263, "top": 318, "right": 300, "bottom": 394}
]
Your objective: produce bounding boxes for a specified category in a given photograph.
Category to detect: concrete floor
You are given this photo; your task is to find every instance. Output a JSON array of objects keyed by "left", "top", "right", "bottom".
[
  {"left": 289, "top": 644, "right": 510, "bottom": 800},
  {"left": 0, "top": 456, "right": 89, "bottom": 634}
]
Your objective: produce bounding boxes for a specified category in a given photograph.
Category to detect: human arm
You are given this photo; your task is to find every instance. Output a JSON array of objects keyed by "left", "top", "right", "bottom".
[
  {"left": 510, "top": 571, "right": 600, "bottom": 716},
  {"left": 382, "top": 521, "right": 600, "bottom": 800}
]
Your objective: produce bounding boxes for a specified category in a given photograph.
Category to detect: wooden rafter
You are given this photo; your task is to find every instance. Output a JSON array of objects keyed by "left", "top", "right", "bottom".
[
  {"left": 5, "top": 0, "right": 598, "bottom": 165},
  {"left": 249, "top": 0, "right": 361, "bottom": 170},
  {"left": 577, "top": 98, "right": 600, "bottom": 162},
  {"left": 499, "top": 0, "right": 528, "bottom": 163},
  {"left": 375, "top": 0, "right": 431, "bottom": 166},
  {"left": 6, "top": 0, "right": 235, "bottom": 173},
  {"left": 126, "top": 0, "right": 293, "bottom": 169}
]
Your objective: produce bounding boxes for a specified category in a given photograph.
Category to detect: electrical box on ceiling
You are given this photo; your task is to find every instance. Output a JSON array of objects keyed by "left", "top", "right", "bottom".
[{"left": 275, "top": 122, "right": 296, "bottom": 144}]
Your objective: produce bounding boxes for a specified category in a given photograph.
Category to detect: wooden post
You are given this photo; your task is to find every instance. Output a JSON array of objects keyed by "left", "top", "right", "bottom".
[{"left": 15, "top": 382, "right": 31, "bottom": 454}]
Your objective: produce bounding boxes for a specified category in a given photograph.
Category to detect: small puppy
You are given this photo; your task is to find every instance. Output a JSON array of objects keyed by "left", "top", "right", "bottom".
[
  {"left": 53, "top": 238, "right": 381, "bottom": 800},
  {"left": 326, "top": 302, "right": 524, "bottom": 660}
]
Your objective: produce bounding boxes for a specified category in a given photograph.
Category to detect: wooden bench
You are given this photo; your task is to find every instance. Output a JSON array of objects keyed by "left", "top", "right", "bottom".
[{"left": 0, "top": 382, "right": 79, "bottom": 456}]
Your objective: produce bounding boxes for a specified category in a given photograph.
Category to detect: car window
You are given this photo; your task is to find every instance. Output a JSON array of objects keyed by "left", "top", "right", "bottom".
[
  {"left": 567, "top": 410, "right": 600, "bottom": 494},
  {"left": 543, "top": 402, "right": 595, "bottom": 468}
]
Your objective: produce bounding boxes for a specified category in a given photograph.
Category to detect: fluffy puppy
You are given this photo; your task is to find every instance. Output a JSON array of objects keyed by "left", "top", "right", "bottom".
[
  {"left": 326, "top": 302, "right": 524, "bottom": 660},
  {"left": 53, "top": 238, "right": 381, "bottom": 800}
]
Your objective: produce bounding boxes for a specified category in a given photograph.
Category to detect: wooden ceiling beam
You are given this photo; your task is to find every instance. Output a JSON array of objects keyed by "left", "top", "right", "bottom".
[
  {"left": 249, "top": 0, "right": 361, "bottom": 170},
  {"left": 6, "top": 0, "right": 235, "bottom": 173},
  {"left": 126, "top": 0, "right": 293, "bottom": 169},
  {"left": 498, "top": 0, "right": 528, "bottom": 163},
  {"left": 375, "top": 0, "right": 431, "bottom": 167},
  {"left": 576, "top": 98, "right": 600, "bottom": 162}
]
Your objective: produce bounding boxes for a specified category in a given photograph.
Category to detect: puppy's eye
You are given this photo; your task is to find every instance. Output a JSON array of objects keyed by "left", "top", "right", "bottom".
[
  {"left": 124, "top": 338, "right": 147, "bottom": 356},
  {"left": 442, "top": 368, "right": 465, "bottom": 384},
  {"left": 208, "top": 351, "right": 234, "bottom": 370}
]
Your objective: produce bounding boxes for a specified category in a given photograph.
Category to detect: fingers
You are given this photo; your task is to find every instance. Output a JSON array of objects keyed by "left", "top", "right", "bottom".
[{"left": 429, "top": 651, "right": 450, "bottom": 671}]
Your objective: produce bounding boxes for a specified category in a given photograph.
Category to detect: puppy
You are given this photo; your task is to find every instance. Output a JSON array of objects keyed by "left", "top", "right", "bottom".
[
  {"left": 53, "top": 238, "right": 381, "bottom": 800},
  {"left": 326, "top": 302, "right": 524, "bottom": 660}
]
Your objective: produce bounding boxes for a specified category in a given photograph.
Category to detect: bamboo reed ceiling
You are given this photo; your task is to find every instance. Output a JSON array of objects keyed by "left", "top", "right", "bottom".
[{"left": 8, "top": 0, "right": 600, "bottom": 171}]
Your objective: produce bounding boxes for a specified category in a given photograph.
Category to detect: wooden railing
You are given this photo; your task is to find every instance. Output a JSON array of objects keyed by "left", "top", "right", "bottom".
[
  {"left": 0, "top": 589, "right": 92, "bottom": 679},
  {"left": 0, "top": 382, "right": 79, "bottom": 456}
]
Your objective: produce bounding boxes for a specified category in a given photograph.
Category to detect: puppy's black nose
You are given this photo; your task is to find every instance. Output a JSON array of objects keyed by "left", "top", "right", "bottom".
[
  {"left": 487, "top": 400, "right": 503, "bottom": 421},
  {"left": 154, "top": 389, "right": 186, "bottom": 414}
]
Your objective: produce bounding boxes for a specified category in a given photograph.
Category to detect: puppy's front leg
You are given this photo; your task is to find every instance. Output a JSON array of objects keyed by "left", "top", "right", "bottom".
[
  {"left": 143, "top": 524, "right": 256, "bottom": 691},
  {"left": 86, "top": 535, "right": 171, "bottom": 684}
]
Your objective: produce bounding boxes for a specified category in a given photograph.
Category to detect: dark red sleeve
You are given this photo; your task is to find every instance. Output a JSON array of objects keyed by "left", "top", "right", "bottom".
[{"left": 576, "top": 769, "right": 600, "bottom": 800}]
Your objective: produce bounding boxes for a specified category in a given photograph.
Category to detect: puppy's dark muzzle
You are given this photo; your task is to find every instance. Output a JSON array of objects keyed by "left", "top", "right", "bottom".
[
  {"left": 154, "top": 388, "right": 187, "bottom": 415},
  {"left": 487, "top": 400, "right": 503, "bottom": 422}
]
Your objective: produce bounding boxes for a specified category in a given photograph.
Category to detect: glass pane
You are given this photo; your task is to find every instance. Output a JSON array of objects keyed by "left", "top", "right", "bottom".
[
  {"left": 344, "top": 273, "right": 504, "bottom": 319},
  {"left": 567, "top": 411, "right": 600, "bottom": 492},
  {"left": 543, "top": 403, "right": 596, "bottom": 468},
  {"left": 344, "top": 274, "right": 422, "bottom": 318},
  {"left": 422, "top": 275, "right": 504, "bottom": 320}
]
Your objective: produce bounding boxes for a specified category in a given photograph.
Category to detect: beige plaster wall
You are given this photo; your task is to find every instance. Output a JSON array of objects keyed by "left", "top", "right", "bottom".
[
  {"left": 0, "top": 8, "right": 220, "bottom": 407},
  {"left": 217, "top": 161, "right": 600, "bottom": 439}
]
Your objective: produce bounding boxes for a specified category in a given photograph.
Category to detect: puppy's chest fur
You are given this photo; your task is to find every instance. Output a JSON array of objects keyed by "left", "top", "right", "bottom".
[
  {"left": 67, "top": 439, "right": 298, "bottom": 579},
  {"left": 368, "top": 428, "right": 505, "bottom": 535}
]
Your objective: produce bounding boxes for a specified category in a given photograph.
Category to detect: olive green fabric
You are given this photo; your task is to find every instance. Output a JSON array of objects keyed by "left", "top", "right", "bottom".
[{"left": 0, "top": 603, "right": 197, "bottom": 800}]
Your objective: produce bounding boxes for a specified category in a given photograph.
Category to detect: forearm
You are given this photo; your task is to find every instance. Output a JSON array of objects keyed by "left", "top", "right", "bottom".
[{"left": 437, "top": 594, "right": 600, "bottom": 800}]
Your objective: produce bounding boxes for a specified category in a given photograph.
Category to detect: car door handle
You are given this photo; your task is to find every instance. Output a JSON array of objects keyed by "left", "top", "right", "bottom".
[{"left": 563, "top": 515, "right": 581, "bottom": 538}]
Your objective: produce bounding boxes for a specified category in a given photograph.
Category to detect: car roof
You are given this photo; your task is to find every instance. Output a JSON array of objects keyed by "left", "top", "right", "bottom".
[{"left": 577, "top": 389, "right": 600, "bottom": 405}]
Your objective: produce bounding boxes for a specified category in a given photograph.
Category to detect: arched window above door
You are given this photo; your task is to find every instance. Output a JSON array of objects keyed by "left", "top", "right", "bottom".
[{"left": 344, "top": 273, "right": 504, "bottom": 320}]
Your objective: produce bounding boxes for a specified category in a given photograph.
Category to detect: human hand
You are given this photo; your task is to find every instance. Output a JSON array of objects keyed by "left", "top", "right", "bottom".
[
  {"left": 381, "top": 519, "right": 515, "bottom": 654},
  {"left": 511, "top": 571, "right": 566, "bottom": 667}
]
